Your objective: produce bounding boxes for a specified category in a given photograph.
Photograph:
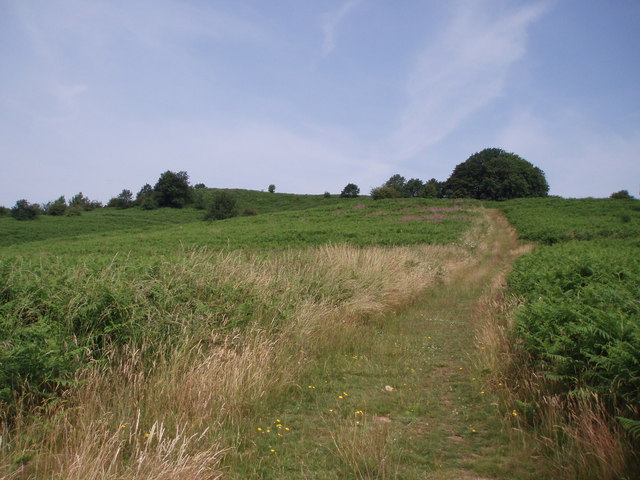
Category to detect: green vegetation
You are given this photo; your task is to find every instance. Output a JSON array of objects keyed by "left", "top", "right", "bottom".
[
  {"left": 445, "top": 148, "right": 549, "bottom": 200},
  {"left": 499, "top": 197, "right": 640, "bottom": 244},
  {"left": 0, "top": 196, "right": 476, "bottom": 413},
  {"left": 203, "top": 191, "right": 239, "bottom": 221},
  {"left": 10, "top": 200, "right": 39, "bottom": 221},
  {"left": 497, "top": 196, "right": 640, "bottom": 478},
  {"left": 339, "top": 183, "right": 360, "bottom": 198},
  {"left": 3, "top": 187, "right": 639, "bottom": 478}
]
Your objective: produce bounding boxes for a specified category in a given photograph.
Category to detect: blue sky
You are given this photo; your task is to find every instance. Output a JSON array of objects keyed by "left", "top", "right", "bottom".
[{"left": 1, "top": 0, "right": 639, "bottom": 206}]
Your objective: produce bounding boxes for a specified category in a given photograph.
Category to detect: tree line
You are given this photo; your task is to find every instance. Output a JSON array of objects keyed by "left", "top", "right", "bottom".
[
  {"left": 8, "top": 147, "right": 632, "bottom": 222},
  {"left": 343, "top": 148, "right": 551, "bottom": 201}
]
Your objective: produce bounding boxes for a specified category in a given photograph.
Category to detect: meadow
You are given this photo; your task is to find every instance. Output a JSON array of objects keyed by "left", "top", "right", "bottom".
[
  {"left": 1, "top": 193, "right": 488, "bottom": 479},
  {"left": 1, "top": 192, "right": 638, "bottom": 479}
]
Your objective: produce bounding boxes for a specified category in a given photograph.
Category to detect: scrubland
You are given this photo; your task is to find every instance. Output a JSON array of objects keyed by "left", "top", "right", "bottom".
[{"left": 1, "top": 193, "right": 638, "bottom": 479}]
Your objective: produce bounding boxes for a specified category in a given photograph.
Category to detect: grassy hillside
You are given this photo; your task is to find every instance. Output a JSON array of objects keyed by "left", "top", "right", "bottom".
[
  {"left": 0, "top": 189, "right": 341, "bottom": 248},
  {"left": 1, "top": 195, "right": 495, "bottom": 479},
  {"left": 0, "top": 197, "right": 478, "bottom": 257},
  {"left": 0, "top": 197, "right": 480, "bottom": 407}
]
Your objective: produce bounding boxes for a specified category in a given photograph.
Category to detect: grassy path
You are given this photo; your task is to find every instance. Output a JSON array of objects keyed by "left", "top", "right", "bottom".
[{"left": 229, "top": 209, "right": 541, "bottom": 479}]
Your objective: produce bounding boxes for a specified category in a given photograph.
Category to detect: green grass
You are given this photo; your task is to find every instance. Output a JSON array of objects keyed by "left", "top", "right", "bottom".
[
  {"left": 498, "top": 197, "right": 640, "bottom": 244},
  {"left": 1, "top": 198, "right": 477, "bottom": 257},
  {"left": 0, "top": 196, "right": 478, "bottom": 413},
  {"left": 225, "top": 213, "right": 542, "bottom": 479}
]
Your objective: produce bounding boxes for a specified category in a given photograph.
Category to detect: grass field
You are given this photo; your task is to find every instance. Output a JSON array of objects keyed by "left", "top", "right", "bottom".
[{"left": 1, "top": 192, "right": 638, "bottom": 479}]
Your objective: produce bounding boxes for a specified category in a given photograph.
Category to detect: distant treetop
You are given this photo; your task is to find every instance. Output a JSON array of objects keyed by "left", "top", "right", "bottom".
[
  {"left": 340, "top": 183, "right": 360, "bottom": 198},
  {"left": 444, "top": 148, "right": 549, "bottom": 201}
]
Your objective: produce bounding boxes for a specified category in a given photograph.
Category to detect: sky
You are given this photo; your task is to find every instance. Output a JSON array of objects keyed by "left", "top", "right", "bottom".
[{"left": 1, "top": 0, "right": 639, "bottom": 206}]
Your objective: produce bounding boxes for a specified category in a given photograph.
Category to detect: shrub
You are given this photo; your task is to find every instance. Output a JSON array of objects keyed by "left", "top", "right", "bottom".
[
  {"left": 371, "top": 186, "right": 401, "bottom": 200},
  {"left": 44, "top": 196, "right": 67, "bottom": 216},
  {"left": 610, "top": 190, "right": 634, "bottom": 199},
  {"left": 107, "top": 189, "right": 135, "bottom": 209},
  {"left": 204, "top": 192, "right": 238, "bottom": 220},
  {"left": 69, "top": 192, "right": 101, "bottom": 211},
  {"left": 10, "top": 199, "right": 39, "bottom": 221},
  {"left": 241, "top": 207, "right": 258, "bottom": 216},
  {"left": 65, "top": 206, "right": 83, "bottom": 216}
]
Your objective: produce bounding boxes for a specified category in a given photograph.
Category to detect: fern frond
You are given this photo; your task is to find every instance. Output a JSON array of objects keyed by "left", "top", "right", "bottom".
[{"left": 616, "top": 416, "right": 640, "bottom": 439}]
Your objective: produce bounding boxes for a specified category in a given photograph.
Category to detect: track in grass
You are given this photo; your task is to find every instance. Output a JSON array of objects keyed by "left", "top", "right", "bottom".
[{"left": 228, "top": 210, "right": 545, "bottom": 479}]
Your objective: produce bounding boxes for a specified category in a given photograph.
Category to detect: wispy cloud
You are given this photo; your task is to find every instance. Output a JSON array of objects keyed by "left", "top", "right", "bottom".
[
  {"left": 321, "top": 0, "right": 364, "bottom": 57},
  {"left": 391, "top": 1, "right": 550, "bottom": 160}
]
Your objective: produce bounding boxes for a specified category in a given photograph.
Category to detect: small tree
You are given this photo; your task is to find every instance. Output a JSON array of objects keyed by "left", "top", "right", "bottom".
[
  {"left": 384, "top": 174, "right": 406, "bottom": 193},
  {"left": 0, "top": 206, "right": 9, "bottom": 217},
  {"left": 44, "top": 196, "right": 67, "bottom": 216},
  {"left": 11, "top": 199, "right": 40, "bottom": 220},
  {"left": 136, "top": 184, "right": 154, "bottom": 203},
  {"left": 268, "top": 184, "right": 276, "bottom": 193},
  {"left": 108, "top": 189, "right": 135, "bottom": 209},
  {"left": 69, "top": 192, "right": 101, "bottom": 211},
  {"left": 610, "top": 190, "right": 633, "bottom": 199},
  {"left": 154, "top": 171, "right": 191, "bottom": 208},
  {"left": 340, "top": 183, "right": 360, "bottom": 198},
  {"left": 204, "top": 192, "right": 238, "bottom": 220}
]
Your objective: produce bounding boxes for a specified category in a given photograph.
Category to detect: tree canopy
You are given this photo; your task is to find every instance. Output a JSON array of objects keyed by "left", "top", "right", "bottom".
[
  {"left": 444, "top": 148, "right": 549, "bottom": 201},
  {"left": 340, "top": 183, "right": 360, "bottom": 198},
  {"left": 11, "top": 199, "right": 40, "bottom": 220},
  {"left": 154, "top": 171, "right": 191, "bottom": 208}
]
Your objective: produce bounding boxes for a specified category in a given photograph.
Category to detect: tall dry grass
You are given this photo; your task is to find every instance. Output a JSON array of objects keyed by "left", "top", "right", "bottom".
[{"left": 1, "top": 242, "right": 472, "bottom": 479}]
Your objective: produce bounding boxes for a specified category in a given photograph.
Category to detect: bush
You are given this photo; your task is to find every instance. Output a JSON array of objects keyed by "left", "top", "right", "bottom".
[
  {"left": 0, "top": 207, "right": 9, "bottom": 217},
  {"left": 43, "top": 196, "right": 67, "bottom": 216},
  {"left": 69, "top": 192, "right": 101, "bottom": 211},
  {"left": 204, "top": 192, "right": 238, "bottom": 220},
  {"left": 107, "top": 189, "right": 135, "bottom": 209},
  {"left": 192, "top": 188, "right": 213, "bottom": 210},
  {"left": 241, "top": 207, "right": 258, "bottom": 216},
  {"left": 10, "top": 199, "right": 39, "bottom": 221},
  {"left": 65, "top": 206, "right": 83, "bottom": 216},
  {"left": 268, "top": 184, "right": 276, "bottom": 194},
  {"left": 610, "top": 190, "right": 634, "bottom": 199},
  {"left": 371, "top": 186, "right": 401, "bottom": 200}
]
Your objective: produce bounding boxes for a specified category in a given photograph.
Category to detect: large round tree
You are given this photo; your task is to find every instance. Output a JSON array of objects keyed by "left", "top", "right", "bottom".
[
  {"left": 154, "top": 170, "right": 191, "bottom": 208},
  {"left": 444, "top": 148, "right": 549, "bottom": 201}
]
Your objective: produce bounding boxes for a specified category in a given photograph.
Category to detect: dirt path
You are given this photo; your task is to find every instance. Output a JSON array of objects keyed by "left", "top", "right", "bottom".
[{"left": 231, "top": 209, "right": 541, "bottom": 479}]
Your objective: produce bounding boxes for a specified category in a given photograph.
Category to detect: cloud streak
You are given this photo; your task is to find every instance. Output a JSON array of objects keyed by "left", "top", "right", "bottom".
[
  {"left": 321, "top": 0, "right": 364, "bottom": 57},
  {"left": 392, "top": 1, "right": 550, "bottom": 160}
]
